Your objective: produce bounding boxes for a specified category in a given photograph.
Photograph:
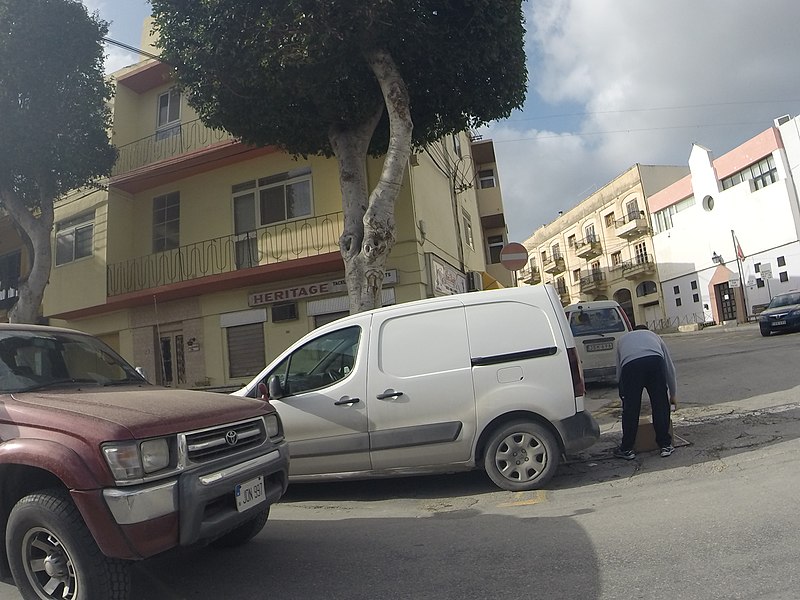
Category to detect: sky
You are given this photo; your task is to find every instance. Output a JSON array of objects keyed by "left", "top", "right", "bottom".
[{"left": 86, "top": 0, "right": 800, "bottom": 244}]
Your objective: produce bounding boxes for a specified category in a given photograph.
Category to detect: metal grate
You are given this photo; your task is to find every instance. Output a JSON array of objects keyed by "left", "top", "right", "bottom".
[{"left": 185, "top": 418, "right": 266, "bottom": 463}]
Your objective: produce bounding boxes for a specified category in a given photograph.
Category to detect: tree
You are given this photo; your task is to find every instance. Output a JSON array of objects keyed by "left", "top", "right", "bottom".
[
  {"left": 0, "top": 0, "right": 116, "bottom": 323},
  {"left": 150, "top": 0, "right": 527, "bottom": 313}
]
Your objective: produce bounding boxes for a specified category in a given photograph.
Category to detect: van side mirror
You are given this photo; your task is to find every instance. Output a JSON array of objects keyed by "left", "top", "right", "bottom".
[{"left": 267, "top": 375, "right": 284, "bottom": 400}]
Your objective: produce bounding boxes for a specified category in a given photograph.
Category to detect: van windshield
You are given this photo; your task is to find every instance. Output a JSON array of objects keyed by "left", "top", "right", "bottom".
[{"left": 567, "top": 308, "right": 627, "bottom": 336}]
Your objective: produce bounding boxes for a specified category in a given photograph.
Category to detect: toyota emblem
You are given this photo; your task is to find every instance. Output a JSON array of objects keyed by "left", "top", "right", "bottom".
[{"left": 225, "top": 430, "right": 239, "bottom": 446}]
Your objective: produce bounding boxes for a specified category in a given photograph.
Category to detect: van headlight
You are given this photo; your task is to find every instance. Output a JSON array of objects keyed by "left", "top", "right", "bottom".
[{"left": 103, "top": 438, "right": 170, "bottom": 480}]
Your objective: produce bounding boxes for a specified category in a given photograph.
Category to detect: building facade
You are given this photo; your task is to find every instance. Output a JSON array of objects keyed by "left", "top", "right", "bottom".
[
  {"left": 1, "top": 30, "right": 512, "bottom": 391},
  {"left": 648, "top": 115, "right": 800, "bottom": 325},
  {"left": 518, "top": 164, "right": 687, "bottom": 327}
]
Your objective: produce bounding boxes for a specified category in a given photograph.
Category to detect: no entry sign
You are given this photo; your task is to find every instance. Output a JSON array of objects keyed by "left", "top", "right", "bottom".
[{"left": 499, "top": 242, "right": 529, "bottom": 271}]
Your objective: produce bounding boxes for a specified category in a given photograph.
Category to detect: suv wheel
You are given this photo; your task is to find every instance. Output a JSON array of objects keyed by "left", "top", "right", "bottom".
[
  {"left": 483, "top": 420, "right": 560, "bottom": 491},
  {"left": 6, "top": 489, "right": 131, "bottom": 600}
]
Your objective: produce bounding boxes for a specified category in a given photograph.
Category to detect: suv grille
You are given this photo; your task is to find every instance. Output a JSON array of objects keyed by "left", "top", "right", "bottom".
[{"left": 185, "top": 418, "right": 266, "bottom": 463}]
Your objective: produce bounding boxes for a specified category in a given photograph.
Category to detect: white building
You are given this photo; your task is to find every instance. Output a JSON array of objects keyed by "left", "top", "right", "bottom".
[{"left": 647, "top": 115, "right": 800, "bottom": 326}]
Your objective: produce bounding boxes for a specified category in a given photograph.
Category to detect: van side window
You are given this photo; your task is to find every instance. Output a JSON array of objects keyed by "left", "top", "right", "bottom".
[
  {"left": 268, "top": 326, "right": 360, "bottom": 396},
  {"left": 379, "top": 308, "right": 469, "bottom": 377}
]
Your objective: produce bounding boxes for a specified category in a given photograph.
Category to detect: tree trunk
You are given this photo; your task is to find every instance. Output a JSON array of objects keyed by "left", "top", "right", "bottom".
[
  {"left": 329, "top": 48, "right": 413, "bottom": 315},
  {"left": 0, "top": 186, "right": 54, "bottom": 324}
]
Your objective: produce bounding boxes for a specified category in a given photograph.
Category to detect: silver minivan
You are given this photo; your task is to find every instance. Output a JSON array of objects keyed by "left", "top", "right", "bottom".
[{"left": 564, "top": 300, "right": 632, "bottom": 384}]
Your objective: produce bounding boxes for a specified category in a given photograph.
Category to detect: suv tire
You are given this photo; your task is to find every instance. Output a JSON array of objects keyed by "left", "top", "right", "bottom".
[
  {"left": 6, "top": 488, "right": 131, "bottom": 600},
  {"left": 484, "top": 420, "right": 560, "bottom": 491}
]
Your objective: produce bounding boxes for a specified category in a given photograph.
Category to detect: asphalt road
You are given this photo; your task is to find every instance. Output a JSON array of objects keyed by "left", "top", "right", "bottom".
[{"left": 2, "top": 323, "right": 798, "bottom": 599}]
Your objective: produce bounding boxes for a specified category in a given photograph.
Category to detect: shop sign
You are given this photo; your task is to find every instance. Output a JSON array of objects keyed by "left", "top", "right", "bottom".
[{"left": 249, "top": 270, "right": 397, "bottom": 306}]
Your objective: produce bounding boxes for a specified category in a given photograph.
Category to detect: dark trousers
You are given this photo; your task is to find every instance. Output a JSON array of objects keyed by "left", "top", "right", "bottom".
[{"left": 619, "top": 355, "right": 672, "bottom": 450}]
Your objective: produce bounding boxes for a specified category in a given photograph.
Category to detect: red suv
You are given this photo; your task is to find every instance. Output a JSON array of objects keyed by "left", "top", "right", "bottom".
[{"left": 0, "top": 323, "right": 289, "bottom": 600}]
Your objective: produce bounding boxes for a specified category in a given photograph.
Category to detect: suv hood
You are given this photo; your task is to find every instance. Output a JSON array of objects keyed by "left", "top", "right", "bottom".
[
  {"left": 6, "top": 386, "right": 267, "bottom": 439},
  {"left": 760, "top": 302, "right": 800, "bottom": 317}
]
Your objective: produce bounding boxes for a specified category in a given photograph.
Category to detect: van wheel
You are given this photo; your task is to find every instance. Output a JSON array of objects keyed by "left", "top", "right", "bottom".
[
  {"left": 483, "top": 421, "right": 560, "bottom": 491},
  {"left": 6, "top": 488, "right": 131, "bottom": 600},
  {"left": 210, "top": 507, "right": 270, "bottom": 548}
]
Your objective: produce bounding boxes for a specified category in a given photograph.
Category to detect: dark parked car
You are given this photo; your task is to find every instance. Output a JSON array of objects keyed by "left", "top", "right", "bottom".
[{"left": 758, "top": 291, "right": 800, "bottom": 336}]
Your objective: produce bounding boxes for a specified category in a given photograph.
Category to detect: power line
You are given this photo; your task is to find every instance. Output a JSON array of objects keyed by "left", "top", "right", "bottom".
[{"left": 102, "top": 37, "right": 165, "bottom": 63}]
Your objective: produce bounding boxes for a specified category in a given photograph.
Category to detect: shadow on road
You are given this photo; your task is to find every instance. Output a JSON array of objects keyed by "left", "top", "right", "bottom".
[{"left": 132, "top": 510, "right": 601, "bottom": 600}]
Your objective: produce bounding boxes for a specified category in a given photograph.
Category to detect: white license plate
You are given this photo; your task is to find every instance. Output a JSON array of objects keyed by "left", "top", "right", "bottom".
[
  {"left": 772, "top": 320, "right": 787, "bottom": 326},
  {"left": 235, "top": 476, "right": 266, "bottom": 512},
  {"left": 587, "top": 342, "right": 613, "bottom": 352}
]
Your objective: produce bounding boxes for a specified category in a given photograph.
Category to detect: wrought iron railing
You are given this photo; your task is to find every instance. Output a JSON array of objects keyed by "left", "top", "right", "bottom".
[
  {"left": 620, "top": 257, "right": 654, "bottom": 273},
  {"left": 111, "top": 118, "right": 237, "bottom": 177},
  {"left": 614, "top": 211, "right": 646, "bottom": 228},
  {"left": 107, "top": 212, "right": 344, "bottom": 297},
  {"left": 580, "top": 271, "right": 606, "bottom": 286}
]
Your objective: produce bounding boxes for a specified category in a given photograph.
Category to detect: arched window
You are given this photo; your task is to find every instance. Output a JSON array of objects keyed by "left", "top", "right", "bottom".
[{"left": 636, "top": 281, "right": 658, "bottom": 297}]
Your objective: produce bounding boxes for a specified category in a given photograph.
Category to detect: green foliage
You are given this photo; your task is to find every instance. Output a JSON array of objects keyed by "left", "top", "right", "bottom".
[
  {"left": 150, "top": 0, "right": 527, "bottom": 157},
  {"left": 0, "top": 0, "right": 117, "bottom": 207}
]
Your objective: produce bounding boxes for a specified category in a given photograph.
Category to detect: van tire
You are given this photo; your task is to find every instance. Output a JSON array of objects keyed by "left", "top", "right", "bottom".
[{"left": 483, "top": 421, "right": 559, "bottom": 491}]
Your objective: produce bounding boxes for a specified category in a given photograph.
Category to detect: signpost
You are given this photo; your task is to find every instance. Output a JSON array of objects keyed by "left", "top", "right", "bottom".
[{"left": 499, "top": 242, "right": 529, "bottom": 271}]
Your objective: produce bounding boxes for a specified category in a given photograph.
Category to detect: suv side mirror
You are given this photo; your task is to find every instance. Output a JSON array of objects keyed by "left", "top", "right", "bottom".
[
  {"left": 135, "top": 366, "right": 148, "bottom": 381},
  {"left": 267, "top": 375, "right": 284, "bottom": 400}
]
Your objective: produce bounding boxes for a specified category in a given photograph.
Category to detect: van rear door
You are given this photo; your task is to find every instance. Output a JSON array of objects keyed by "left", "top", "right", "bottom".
[{"left": 367, "top": 301, "right": 475, "bottom": 470}]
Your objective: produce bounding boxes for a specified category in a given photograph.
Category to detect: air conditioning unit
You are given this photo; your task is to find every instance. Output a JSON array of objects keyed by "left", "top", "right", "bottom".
[
  {"left": 774, "top": 114, "right": 791, "bottom": 127},
  {"left": 467, "top": 271, "right": 483, "bottom": 292}
]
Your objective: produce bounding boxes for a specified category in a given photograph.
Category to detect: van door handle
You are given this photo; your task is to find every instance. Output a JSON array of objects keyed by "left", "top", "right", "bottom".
[
  {"left": 334, "top": 396, "right": 360, "bottom": 405},
  {"left": 376, "top": 389, "right": 404, "bottom": 400}
]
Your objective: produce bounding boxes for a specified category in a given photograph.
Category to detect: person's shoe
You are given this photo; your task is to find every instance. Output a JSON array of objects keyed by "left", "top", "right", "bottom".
[
  {"left": 660, "top": 445, "right": 675, "bottom": 457},
  {"left": 613, "top": 446, "right": 636, "bottom": 460}
]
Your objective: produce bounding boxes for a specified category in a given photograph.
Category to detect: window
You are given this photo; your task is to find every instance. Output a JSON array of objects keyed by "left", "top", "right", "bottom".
[
  {"left": 462, "top": 210, "right": 474, "bottom": 249},
  {"left": 227, "top": 323, "right": 266, "bottom": 378},
  {"left": 756, "top": 278, "right": 765, "bottom": 288},
  {"left": 590, "top": 260, "right": 600, "bottom": 273},
  {"left": 625, "top": 199, "right": 640, "bottom": 220},
  {"left": 693, "top": 293, "right": 700, "bottom": 303},
  {"left": 604, "top": 213, "right": 615, "bottom": 227},
  {"left": 572, "top": 268, "right": 581, "bottom": 283},
  {"left": 652, "top": 195, "right": 695, "bottom": 234},
  {"left": 676, "top": 298, "right": 682, "bottom": 307},
  {"left": 585, "top": 224, "right": 596, "bottom": 243},
  {"left": 156, "top": 88, "right": 181, "bottom": 140},
  {"left": 636, "top": 280, "right": 657, "bottom": 297},
  {"left": 487, "top": 235, "right": 504, "bottom": 264},
  {"left": 634, "top": 242, "right": 648, "bottom": 264},
  {"left": 556, "top": 276, "right": 566, "bottom": 294},
  {"left": 232, "top": 167, "right": 312, "bottom": 233},
  {"left": 754, "top": 262, "right": 761, "bottom": 273},
  {"left": 551, "top": 243, "right": 561, "bottom": 260},
  {"left": 691, "top": 280, "right": 698, "bottom": 290},
  {"left": 478, "top": 169, "right": 496, "bottom": 189},
  {"left": 780, "top": 271, "right": 789, "bottom": 282},
  {"left": 55, "top": 213, "right": 95, "bottom": 266},
  {"left": 611, "top": 251, "right": 622, "bottom": 266},
  {"left": 452, "top": 134, "right": 462, "bottom": 159},
  {"left": 778, "top": 256, "right": 786, "bottom": 267},
  {"left": 721, "top": 154, "right": 777, "bottom": 190},
  {"left": 271, "top": 326, "right": 361, "bottom": 394},
  {"left": 153, "top": 192, "right": 180, "bottom": 252},
  {"left": 673, "top": 285, "right": 680, "bottom": 294},
  {"left": 272, "top": 303, "right": 298, "bottom": 322},
  {"left": 567, "top": 234, "right": 576, "bottom": 248},
  {"left": 540, "top": 251, "right": 547, "bottom": 264},
  {"left": 0, "top": 251, "right": 21, "bottom": 308}
]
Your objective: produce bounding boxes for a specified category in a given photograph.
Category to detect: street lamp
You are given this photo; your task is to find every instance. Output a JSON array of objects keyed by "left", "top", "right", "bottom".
[{"left": 711, "top": 252, "right": 724, "bottom": 264}]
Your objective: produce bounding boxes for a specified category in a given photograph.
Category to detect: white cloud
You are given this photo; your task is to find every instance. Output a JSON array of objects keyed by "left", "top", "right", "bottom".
[{"left": 492, "top": 0, "right": 800, "bottom": 243}]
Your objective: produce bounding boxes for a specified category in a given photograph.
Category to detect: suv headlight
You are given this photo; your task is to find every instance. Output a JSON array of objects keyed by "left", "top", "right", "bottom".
[
  {"left": 265, "top": 413, "right": 283, "bottom": 438},
  {"left": 103, "top": 438, "right": 170, "bottom": 480}
]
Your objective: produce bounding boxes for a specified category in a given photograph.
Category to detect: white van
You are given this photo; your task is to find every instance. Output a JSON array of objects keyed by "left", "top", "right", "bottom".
[
  {"left": 233, "top": 284, "right": 599, "bottom": 491},
  {"left": 564, "top": 300, "right": 632, "bottom": 384}
]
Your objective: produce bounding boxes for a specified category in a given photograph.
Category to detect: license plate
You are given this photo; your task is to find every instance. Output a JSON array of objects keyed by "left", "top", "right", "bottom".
[
  {"left": 772, "top": 320, "right": 787, "bottom": 326},
  {"left": 587, "top": 342, "right": 613, "bottom": 352},
  {"left": 235, "top": 476, "right": 266, "bottom": 512}
]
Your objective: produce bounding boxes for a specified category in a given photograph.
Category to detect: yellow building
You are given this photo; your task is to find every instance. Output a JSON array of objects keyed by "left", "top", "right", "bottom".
[
  {"left": 518, "top": 164, "right": 687, "bottom": 327},
  {"left": 1, "top": 50, "right": 512, "bottom": 391}
]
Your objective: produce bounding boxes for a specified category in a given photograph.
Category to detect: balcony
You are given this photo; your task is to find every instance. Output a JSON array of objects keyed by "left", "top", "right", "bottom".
[
  {"left": 579, "top": 271, "right": 607, "bottom": 293},
  {"left": 543, "top": 254, "right": 566, "bottom": 275},
  {"left": 520, "top": 265, "right": 541, "bottom": 285},
  {"left": 620, "top": 257, "right": 656, "bottom": 280},
  {"left": 575, "top": 237, "right": 603, "bottom": 260},
  {"left": 555, "top": 283, "right": 571, "bottom": 305},
  {"left": 614, "top": 212, "right": 650, "bottom": 240},
  {"left": 107, "top": 212, "right": 344, "bottom": 297}
]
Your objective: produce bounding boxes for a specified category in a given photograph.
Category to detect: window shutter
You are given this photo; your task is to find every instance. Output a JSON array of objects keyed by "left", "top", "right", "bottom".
[{"left": 227, "top": 323, "right": 266, "bottom": 378}]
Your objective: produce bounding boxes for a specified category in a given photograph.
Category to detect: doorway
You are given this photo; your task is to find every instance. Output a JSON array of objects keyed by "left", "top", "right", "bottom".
[
  {"left": 714, "top": 282, "right": 737, "bottom": 322},
  {"left": 156, "top": 330, "right": 186, "bottom": 387}
]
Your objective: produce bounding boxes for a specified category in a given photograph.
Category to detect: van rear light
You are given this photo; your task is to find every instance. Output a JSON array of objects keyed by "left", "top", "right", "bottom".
[{"left": 567, "top": 347, "right": 585, "bottom": 398}]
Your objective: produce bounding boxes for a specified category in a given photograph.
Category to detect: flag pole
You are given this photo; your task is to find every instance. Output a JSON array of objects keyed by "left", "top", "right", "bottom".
[{"left": 731, "top": 229, "right": 749, "bottom": 321}]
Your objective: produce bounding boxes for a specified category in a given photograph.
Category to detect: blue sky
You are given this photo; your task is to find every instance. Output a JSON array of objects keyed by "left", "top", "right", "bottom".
[{"left": 86, "top": 1, "right": 800, "bottom": 244}]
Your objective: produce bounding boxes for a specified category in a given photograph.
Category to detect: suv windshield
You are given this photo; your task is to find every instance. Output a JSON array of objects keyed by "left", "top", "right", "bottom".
[
  {"left": 768, "top": 293, "right": 800, "bottom": 308},
  {"left": 0, "top": 330, "right": 144, "bottom": 393},
  {"left": 568, "top": 308, "right": 627, "bottom": 336}
]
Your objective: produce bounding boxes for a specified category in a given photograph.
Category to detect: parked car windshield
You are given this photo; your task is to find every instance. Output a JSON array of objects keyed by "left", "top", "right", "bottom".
[
  {"left": 567, "top": 308, "right": 627, "bottom": 336},
  {"left": 0, "top": 330, "right": 144, "bottom": 393},
  {"left": 767, "top": 292, "right": 800, "bottom": 308}
]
